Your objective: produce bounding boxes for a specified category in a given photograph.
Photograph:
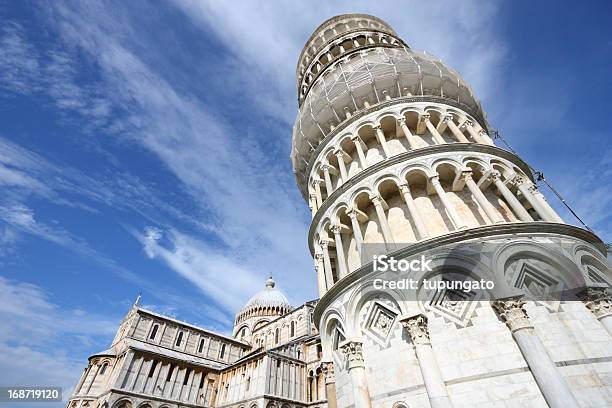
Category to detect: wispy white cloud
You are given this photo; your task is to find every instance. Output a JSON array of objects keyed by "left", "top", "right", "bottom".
[{"left": 0, "top": 276, "right": 117, "bottom": 391}]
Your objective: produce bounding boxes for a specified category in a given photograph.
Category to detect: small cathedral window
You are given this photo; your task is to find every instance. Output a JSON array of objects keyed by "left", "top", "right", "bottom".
[
  {"left": 149, "top": 324, "right": 159, "bottom": 340},
  {"left": 99, "top": 362, "right": 108, "bottom": 375},
  {"left": 219, "top": 344, "right": 226, "bottom": 359},
  {"left": 175, "top": 331, "right": 184, "bottom": 347},
  {"left": 198, "top": 338, "right": 205, "bottom": 353}
]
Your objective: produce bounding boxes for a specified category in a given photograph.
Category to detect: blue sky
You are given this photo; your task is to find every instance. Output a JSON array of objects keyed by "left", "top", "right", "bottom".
[{"left": 0, "top": 0, "right": 611, "bottom": 400}]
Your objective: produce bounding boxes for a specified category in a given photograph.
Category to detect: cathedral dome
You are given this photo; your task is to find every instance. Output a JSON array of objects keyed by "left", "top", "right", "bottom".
[
  {"left": 235, "top": 277, "right": 292, "bottom": 326},
  {"left": 243, "top": 277, "right": 291, "bottom": 310}
]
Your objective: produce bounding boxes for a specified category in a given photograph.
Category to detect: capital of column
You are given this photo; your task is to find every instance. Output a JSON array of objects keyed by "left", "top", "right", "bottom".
[
  {"left": 460, "top": 170, "right": 474, "bottom": 182},
  {"left": 492, "top": 299, "right": 533, "bottom": 332},
  {"left": 312, "top": 178, "right": 324, "bottom": 186},
  {"left": 318, "top": 239, "right": 330, "bottom": 249},
  {"left": 397, "top": 117, "right": 406, "bottom": 126},
  {"left": 333, "top": 149, "right": 345, "bottom": 158},
  {"left": 399, "top": 313, "right": 430, "bottom": 345},
  {"left": 320, "top": 361, "right": 336, "bottom": 384},
  {"left": 461, "top": 119, "right": 474, "bottom": 130},
  {"left": 340, "top": 340, "right": 365, "bottom": 369},
  {"left": 419, "top": 113, "right": 430, "bottom": 123},
  {"left": 398, "top": 182, "right": 411, "bottom": 195},
  {"left": 346, "top": 207, "right": 358, "bottom": 219},
  {"left": 582, "top": 288, "right": 612, "bottom": 319},
  {"left": 429, "top": 175, "right": 441, "bottom": 186},
  {"left": 330, "top": 224, "right": 343, "bottom": 234},
  {"left": 315, "top": 252, "right": 325, "bottom": 261},
  {"left": 506, "top": 175, "right": 524, "bottom": 189},
  {"left": 442, "top": 115, "right": 454, "bottom": 123},
  {"left": 322, "top": 164, "right": 332, "bottom": 174},
  {"left": 369, "top": 194, "right": 382, "bottom": 206}
]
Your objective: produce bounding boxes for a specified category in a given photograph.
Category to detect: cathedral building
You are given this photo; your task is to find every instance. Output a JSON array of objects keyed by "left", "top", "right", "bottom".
[{"left": 68, "top": 14, "right": 611, "bottom": 408}]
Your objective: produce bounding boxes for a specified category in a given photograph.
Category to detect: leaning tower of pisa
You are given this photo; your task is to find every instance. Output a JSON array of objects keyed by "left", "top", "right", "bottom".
[{"left": 292, "top": 14, "right": 612, "bottom": 408}]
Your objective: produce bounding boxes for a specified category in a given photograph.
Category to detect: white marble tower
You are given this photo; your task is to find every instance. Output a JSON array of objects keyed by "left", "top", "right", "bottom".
[{"left": 292, "top": 14, "right": 612, "bottom": 408}]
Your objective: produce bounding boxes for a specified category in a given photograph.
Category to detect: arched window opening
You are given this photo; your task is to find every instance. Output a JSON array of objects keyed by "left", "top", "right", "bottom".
[
  {"left": 148, "top": 361, "right": 158, "bottom": 378},
  {"left": 275, "top": 328, "right": 280, "bottom": 344},
  {"left": 198, "top": 338, "right": 205, "bottom": 353},
  {"left": 166, "top": 364, "right": 175, "bottom": 382},
  {"left": 175, "top": 331, "right": 184, "bottom": 347},
  {"left": 290, "top": 321, "right": 295, "bottom": 337},
  {"left": 183, "top": 369, "right": 191, "bottom": 385},
  {"left": 149, "top": 324, "right": 159, "bottom": 340},
  {"left": 99, "top": 362, "right": 108, "bottom": 375},
  {"left": 219, "top": 344, "right": 226, "bottom": 359}
]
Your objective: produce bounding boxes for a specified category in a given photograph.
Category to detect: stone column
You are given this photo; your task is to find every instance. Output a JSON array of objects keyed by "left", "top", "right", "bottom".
[
  {"left": 313, "top": 179, "right": 323, "bottom": 208},
  {"left": 398, "top": 118, "right": 418, "bottom": 150},
  {"left": 515, "top": 181, "right": 561, "bottom": 222},
  {"left": 492, "top": 300, "right": 580, "bottom": 408},
  {"left": 400, "top": 314, "right": 453, "bottom": 408},
  {"left": 444, "top": 116, "right": 469, "bottom": 143},
  {"left": 322, "top": 165, "right": 334, "bottom": 195},
  {"left": 314, "top": 253, "right": 327, "bottom": 294},
  {"left": 462, "top": 120, "right": 486, "bottom": 144},
  {"left": 319, "top": 240, "right": 335, "bottom": 288},
  {"left": 347, "top": 208, "right": 364, "bottom": 259},
  {"left": 430, "top": 176, "right": 465, "bottom": 230},
  {"left": 370, "top": 194, "right": 395, "bottom": 246},
  {"left": 582, "top": 288, "right": 612, "bottom": 336},
  {"left": 423, "top": 116, "right": 446, "bottom": 145},
  {"left": 479, "top": 129, "right": 495, "bottom": 145},
  {"left": 334, "top": 149, "right": 349, "bottom": 183},
  {"left": 398, "top": 183, "right": 429, "bottom": 240},
  {"left": 330, "top": 224, "right": 348, "bottom": 279},
  {"left": 321, "top": 361, "right": 337, "bottom": 408},
  {"left": 340, "top": 341, "right": 372, "bottom": 408},
  {"left": 462, "top": 172, "right": 504, "bottom": 224},
  {"left": 351, "top": 134, "right": 368, "bottom": 170},
  {"left": 492, "top": 174, "right": 533, "bottom": 222},
  {"left": 374, "top": 126, "right": 391, "bottom": 158},
  {"left": 529, "top": 184, "right": 564, "bottom": 223},
  {"left": 308, "top": 194, "right": 317, "bottom": 217}
]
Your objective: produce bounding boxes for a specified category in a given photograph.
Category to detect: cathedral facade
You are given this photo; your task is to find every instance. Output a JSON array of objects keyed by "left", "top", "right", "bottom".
[{"left": 68, "top": 14, "right": 611, "bottom": 408}]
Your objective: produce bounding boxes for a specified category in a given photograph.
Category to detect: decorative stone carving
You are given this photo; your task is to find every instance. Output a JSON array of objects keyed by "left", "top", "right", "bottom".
[
  {"left": 362, "top": 301, "right": 398, "bottom": 346},
  {"left": 582, "top": 288, "right": 612, "bottom": 319},
  {"left": 320, "top": 361, "right": 336, "bottom": 384},
  {"left": 492, "top": 299, "right": 533, "bottom": 332},
  {"left": 399, "top": 313, "right": 430, "bottom": 345},
  {"left": 340, "top": 340, "right": 365, "bottom": 369}
]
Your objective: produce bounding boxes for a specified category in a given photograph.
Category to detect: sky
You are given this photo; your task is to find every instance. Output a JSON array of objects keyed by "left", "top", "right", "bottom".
[{"left": 0, "top": 0, "right": 611, "bottom": 402}]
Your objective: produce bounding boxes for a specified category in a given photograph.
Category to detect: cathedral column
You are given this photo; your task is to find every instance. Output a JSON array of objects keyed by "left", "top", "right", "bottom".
[
  {"left": 492, "top": 174, "right": 533, "bottom": 222},
  {"left": 374, "top": 126, "right": 391, "bottom": 158},
  {"left": 492, "top": 299, "right": 580, "bottom": 408},
  {"left": 443, "top": 116, "right": 469, "bottom": 143},
  {"left": 370, "top": 194, "right": 395, "bottom": 246},
  {"left": 399, "top": 314, "right": 453, "bottom": 408},
  {"left": 423, "top": 115, "right": 446, "bottom": 145},
  {"left": 319, "top": 240, "right": 335, "bottom": 287},
  {"left": 351, "top": 135, "right": 368, "bottom": 170},
  {"left": 398, "top": 183, "right": 429, "bottom": 240},
  {"left": 516, "top": 181, "right": 562, "bottom": 222},
  {"left": 462, "top": 171, "right": 504, "bottom": 224},
  {"left": 314, "top": 253, "right": 327, "bottom": 293},
  {"left": 582, "top": 288, "right": 612, "bottom": 336},
  {"left": 330, "top": 224, "right": 349, "bottom": 279},
  {"left": 340, "top": 341, "right": 372, "bottom": 408},
  {"left": 322, "top": 165, "right": 335, "bottom": 194},
  {"left": 309, "top": 194, "right": 318, "bottom": 217},
  {"left": 321, "top": 361, "right": 337, "bottom": 408},
  {"left": 530, "top": 184, "right": 564, "bottom": 223},
  {"left": 346, "top": 208, "right": 365, "bottom": 260},
  {"left": 429, "top": 176, "right": 465, "bottom": 230},
  {"left": 334, "top": 149, "right": 349, "bottom": 183},
  {"left": 313, "top": 179, "right": 323, "bottom": 208},
  {"left": 462, "top": 120, "right": 486, "bottom": 144},
  {"left": 398, "top": 118, "right": 418, "bottom": 150}
]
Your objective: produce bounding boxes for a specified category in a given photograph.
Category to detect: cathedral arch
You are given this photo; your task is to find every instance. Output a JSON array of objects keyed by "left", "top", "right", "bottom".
[
  {"left": 112, "top": 399, "right": 133, "bottom": 408},
  {"left": 493, "top": 241, "right": 588, "bottom": 299}
]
